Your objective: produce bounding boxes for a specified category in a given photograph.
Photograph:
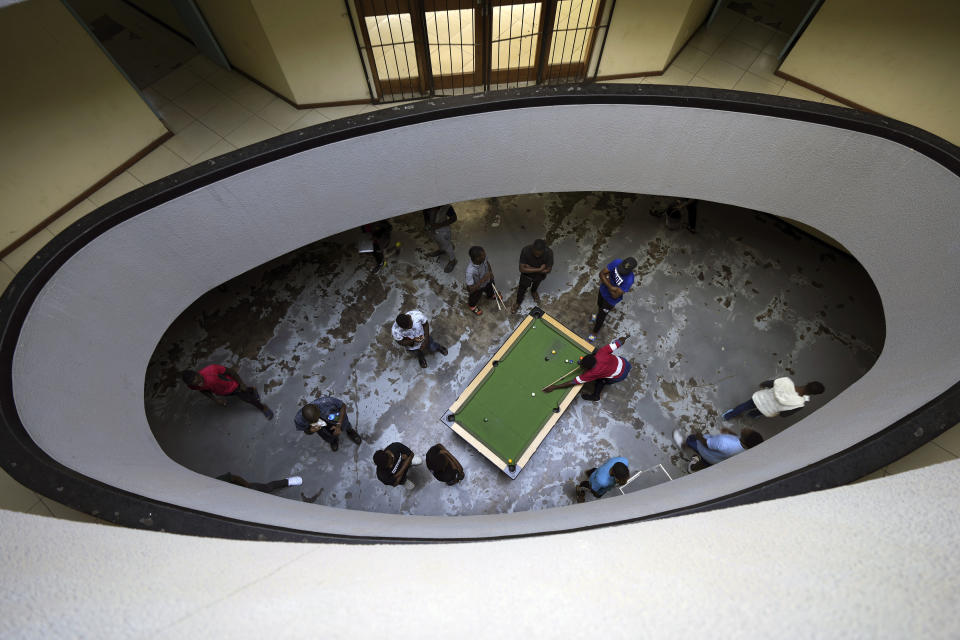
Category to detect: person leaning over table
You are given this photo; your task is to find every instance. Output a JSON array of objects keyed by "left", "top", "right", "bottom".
[
  {"left": 542, "top": 336, "right": 631, "bottom": 402},
  {"left": 181, "top": 364, "right": 273, "bottom": 420}
]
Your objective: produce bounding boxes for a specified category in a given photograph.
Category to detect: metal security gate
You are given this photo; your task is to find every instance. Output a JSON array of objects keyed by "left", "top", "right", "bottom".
[{"left": 350, "top": 0, "right": 612, "bottom": 102}]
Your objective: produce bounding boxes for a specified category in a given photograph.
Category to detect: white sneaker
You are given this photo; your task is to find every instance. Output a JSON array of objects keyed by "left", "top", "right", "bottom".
[
  {"left": 411, "top": 455, "right": 423, "bottom": 466},
  {"left": 672, "top": 430, "right": 684, "bottom": 448},
  {"left": 404, "top": 479, "right": 416, "bottom": 490},
  {"left": 286, "top": 476, "right": 303, "bottom": 486}
]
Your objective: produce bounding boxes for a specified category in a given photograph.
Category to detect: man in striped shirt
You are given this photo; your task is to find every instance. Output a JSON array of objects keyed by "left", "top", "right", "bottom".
[{"left": 541, "top": 336, "right": 632, "bottom": 401}]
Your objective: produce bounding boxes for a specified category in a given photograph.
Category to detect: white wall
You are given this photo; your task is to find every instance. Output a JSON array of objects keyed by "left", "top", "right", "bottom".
[
  {"left": 12, "top": 101, "right": 960, "bottom": 538},
  {"left": 2, "top": 460, "right": 958, "bottom": 636}
]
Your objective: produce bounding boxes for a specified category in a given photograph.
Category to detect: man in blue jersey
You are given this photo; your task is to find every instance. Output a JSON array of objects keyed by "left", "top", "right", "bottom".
[
  {"left": 576, "top": 456, "right": 630, "bottom": 503},
  {"left": 593, "top": 257, "right": 637, "bottom": 334}
]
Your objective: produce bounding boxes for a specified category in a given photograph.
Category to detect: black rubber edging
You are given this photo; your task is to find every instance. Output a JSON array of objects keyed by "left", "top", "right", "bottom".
[{"left": 1, "top": 84, "right": 958, "bottom": 543}]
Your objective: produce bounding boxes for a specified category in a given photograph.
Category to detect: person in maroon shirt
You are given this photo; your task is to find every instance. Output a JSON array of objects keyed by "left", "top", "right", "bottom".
[
  {"left": 181, "top": 364, "right": 274, "bottom": 420},
  {"left": 542, "top": 336, "right": 632, "bottom": 401}
]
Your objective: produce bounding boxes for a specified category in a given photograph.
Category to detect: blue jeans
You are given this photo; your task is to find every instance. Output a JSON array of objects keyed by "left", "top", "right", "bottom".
[
  {"left": 724, "top": 398, "right": 760, "bottom": 418},
  {"left": 589, "top": 360, "right": 631, "bottom": 399},
  {"left": 684, "top": 435, "right": 713, "bottom": 466}
]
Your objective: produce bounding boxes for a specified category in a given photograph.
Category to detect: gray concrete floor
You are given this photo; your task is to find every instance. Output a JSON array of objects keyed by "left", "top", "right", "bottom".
[{"left": 145, "top": 192, "right": 884, "bottom": 516}]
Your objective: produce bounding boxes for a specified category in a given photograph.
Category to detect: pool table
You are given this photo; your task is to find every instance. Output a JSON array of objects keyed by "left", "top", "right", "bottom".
[{"left": 441, "top": 307, "right": 594, "bottom": 478}]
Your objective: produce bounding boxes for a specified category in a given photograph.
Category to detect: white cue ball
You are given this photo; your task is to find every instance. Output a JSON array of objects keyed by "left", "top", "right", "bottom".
[{"left": 531, "top": 392, "right": 536, "bottom": 396}]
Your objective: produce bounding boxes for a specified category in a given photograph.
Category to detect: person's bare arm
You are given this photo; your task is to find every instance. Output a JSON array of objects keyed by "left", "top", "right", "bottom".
[
  {"left": 394, "top": 455, "right": 414, "bottom": 484},
  {"left": 201, "top": 390, "right": 227, "bottom": 406},
  {"left": 422, "top": 321, "right": 431, "bottom": 346},
  {"left": 599, "top": 269, "right": 624, "bottom": 298},
  {"left": 519, "top": 262, "right": 540, "bottom": 274},
  {"left": 543, "top": 380, "right": 581, "bottom": 393},
  {"left": 397, "top": 337, "right": 415, "bottom": 347}
]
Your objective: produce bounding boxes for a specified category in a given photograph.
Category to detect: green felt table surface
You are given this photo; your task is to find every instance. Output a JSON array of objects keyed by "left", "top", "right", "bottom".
[{"left": 454, "top": 318, "right": 593, "bottom": 463}]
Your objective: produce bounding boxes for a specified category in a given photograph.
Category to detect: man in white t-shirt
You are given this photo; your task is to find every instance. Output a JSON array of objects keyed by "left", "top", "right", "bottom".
[
  {"left": 722, "top": 377, "right": 825, "bottom": 420},
  {"left": 391, "top": 309, "right": 448, "bottom": 368}
]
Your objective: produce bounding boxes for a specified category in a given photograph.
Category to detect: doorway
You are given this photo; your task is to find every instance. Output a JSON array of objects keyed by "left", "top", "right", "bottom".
[{"left": 352, "top": 0, "right": 610, "bottom": 102}]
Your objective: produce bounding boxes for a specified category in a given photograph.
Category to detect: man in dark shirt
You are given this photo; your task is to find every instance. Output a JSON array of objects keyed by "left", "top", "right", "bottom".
[
  {"left": 294, "top": 396, "right": 362, "bottom": 452},
  {"left": 511, "top": 238, "right": 554, "bottom": 313},
  {"left": 425, "top": 444, "right": 465, "bottom": 485},
  {"left": 373, "top": 442, "right": 422, "bottom": 490}
]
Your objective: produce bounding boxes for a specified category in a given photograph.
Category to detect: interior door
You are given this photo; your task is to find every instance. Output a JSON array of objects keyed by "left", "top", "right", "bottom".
[
  {"left": 356, "top": 0, "right": 427, "bottom": 100},
  {"left": 488, "top": 0, "right": 546, "bottom": 87},
  {"left": 423, "top": 0, "right": 483, "bottom": 94},
  {"left": 541, "top": 0, "right": 604, "bottom": 83}
]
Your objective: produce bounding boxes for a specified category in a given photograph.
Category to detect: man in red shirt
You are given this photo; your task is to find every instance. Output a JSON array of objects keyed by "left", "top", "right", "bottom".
[
  {"left": 542, "top": 336, "right": 632, "bottom": 401},
  {"left": 181, "top": 364, "right": 274, "bottom": 420}
]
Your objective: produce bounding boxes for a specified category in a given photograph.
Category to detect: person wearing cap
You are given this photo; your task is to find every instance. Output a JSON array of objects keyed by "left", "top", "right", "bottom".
[
  {"left": 423, "top": 204, "right": 458, "bottom": 273},
  {"left": 722, "top": 377, "right": 826, "bottom": 420},
  {"left": 293, "top": 396, "right": 362, "bottom": 452},
  {"left": 542, "top": 336, "right": 631, "bottom": 401},
  {"left": 593, "top": 256, "right": 637, "bottom": 334}
]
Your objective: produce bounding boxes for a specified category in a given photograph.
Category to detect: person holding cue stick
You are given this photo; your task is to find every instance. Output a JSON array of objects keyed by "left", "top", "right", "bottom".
[
  {"left": 543, "top": 336, "right": 632, "bottom": 402},
  {"left": 465, "top": 246, "right": 497, "bottom": 315}
]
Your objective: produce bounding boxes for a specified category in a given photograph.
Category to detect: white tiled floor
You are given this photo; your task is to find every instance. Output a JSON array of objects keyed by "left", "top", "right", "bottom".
[{"left": 0, "top": 8, "right": 954, "bottom": 519}]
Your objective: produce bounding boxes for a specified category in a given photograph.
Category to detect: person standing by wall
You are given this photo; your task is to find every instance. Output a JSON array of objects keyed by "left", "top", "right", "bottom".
[
  {"left": 181, "top": 364, "right": 273, "bottom": 420},
  {"left": 423, "top": 204, "right": 458, "bottom": 273},
  {"left": 722, "top": 378, "right": 825, "bottom": 420},
  {"left": 576, "top": 456, "right": 629, "bottom": 503}
]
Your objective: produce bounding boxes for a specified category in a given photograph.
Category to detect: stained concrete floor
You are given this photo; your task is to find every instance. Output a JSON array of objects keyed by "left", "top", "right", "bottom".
[{"left": 145, "top": 192, "right": 884, "bottom": 516}]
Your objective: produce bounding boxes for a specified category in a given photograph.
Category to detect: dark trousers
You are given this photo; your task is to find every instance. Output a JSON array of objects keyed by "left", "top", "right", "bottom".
[
  {"left": 593, "top": 291, "right": 616, "bottom": 333},
  {"left": 516, "top": 273, "right": 545, "bottom": 305},
  {"left": 725, "top": 398, "right": 761, "bottom": 419},
  {"left": 587, "top": 361, "right": 632, "bottom": 400},
  {"left": 219, "top": 473, "right": 289, "bottom": 493},
  {"left": 468, "top": 282, "right": 494, "bottom": 307},
  {"left": 684, "top": 436, "right": 714, "bottom": 467},
  {"left": 248, "top": 479, "right": 290, "bottom": 492},
  {"left": 230, "top": 386, "right": 265, "bottom": 409}
]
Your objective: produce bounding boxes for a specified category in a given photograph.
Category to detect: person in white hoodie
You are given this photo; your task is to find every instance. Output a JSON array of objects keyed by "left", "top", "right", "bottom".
[{"left": 722, "top": 377, "right": 825, "bottom": 420}]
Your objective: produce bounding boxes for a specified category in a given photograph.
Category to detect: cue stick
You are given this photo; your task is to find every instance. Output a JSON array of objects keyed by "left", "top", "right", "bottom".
[
  {"left": 490, "top": 282, "right": 505, "bottom": 312},
  {"left": 545, "top": 364, "right": 581, "bottom": 388}
]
